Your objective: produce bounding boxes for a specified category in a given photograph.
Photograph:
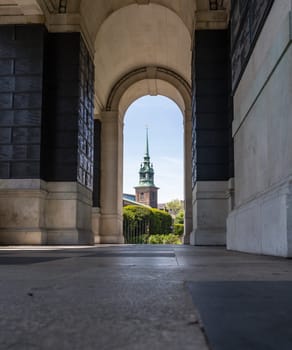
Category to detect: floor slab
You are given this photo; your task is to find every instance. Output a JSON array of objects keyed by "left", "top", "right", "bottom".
[{"left": 0, "top": 244, "right": 292, "bottom": 349}]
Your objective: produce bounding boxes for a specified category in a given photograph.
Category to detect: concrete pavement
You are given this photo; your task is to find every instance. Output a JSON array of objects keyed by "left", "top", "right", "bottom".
[{"left": 0, "top": 245, "right": 292, "bottom": 349}]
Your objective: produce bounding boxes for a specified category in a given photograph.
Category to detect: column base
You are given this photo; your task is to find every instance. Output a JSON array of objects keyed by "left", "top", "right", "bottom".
[
  {"left": 191, "top": 181, "right": 231, "bottom": 246},
  {"left": 92, "top": 207, "right": 101, "bottom": 244},
  {"left": 0, "top": 180, "right": 47, "bottom": 245},
  {"left": 183, "top": 215, "right": 192, "bottom": 244},
  {"left": 99, "top": 234, "right": 125, "bottom": 244},
  {"left": 0, "top": 229, "right": 47, "bottom": 245},
  {"left": 46, "top": 229, "right": 93, "bottom": 245},
  {"left": 190, "top": 229, "right": 226, "bottom": 245},
  {"left": 0, "top": 180, "right": 94, "bottom": 245},
  {"left": 227, "top": 180, "right": 292, "bottom": 257},
  {"left": 99, "top": 213, "right": 124, "bottom": 244},
  {"left": 46, "top": 182, "right": 94, "bottom": 245}
]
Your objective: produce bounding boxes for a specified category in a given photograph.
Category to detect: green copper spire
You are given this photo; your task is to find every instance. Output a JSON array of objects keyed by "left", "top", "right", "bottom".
[
  {"left": 138, "top": 127, "right": 155, "bottom": 187},
  {"left": 145, "top": 127, "right": 149, "bottom": 158}
]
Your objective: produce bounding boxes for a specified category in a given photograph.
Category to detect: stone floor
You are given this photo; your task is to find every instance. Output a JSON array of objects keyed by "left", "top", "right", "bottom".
[{"left": 0, "top": 244, "right": 292, "bottom": 349}]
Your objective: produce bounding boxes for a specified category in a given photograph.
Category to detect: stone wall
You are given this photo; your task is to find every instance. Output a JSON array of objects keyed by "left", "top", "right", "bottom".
[{"left": 227, "top": 0, "right": 292, "bottom": 256}]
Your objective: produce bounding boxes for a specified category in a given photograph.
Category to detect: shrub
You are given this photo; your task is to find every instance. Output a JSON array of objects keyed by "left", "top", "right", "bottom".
[
  {"left": 123, "top": 206, "right": 173, "bottom": 243},
  {"left": 123, "top": 205, "right": 152, "bottom": 223},
  {"left": 123, "top": 205, "right": 152, "bottom": 243},
  {"left": 148, "top": 234, "right": 181, "bottom": 245},
  {"left": 150, "top": 208, "right": 172, "bottom": 235},
  {"left": 148, "top": 234, "right": 164, "bottom": 244},
  {"left": 173, "top": 223, "right": 184, "bottom": 236}
]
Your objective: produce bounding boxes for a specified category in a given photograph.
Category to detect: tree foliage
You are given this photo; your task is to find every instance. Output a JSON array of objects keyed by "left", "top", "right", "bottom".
[
  {"left": 174, "top": 210, "right": 184, "bottom": 224},
  {"left": 165, "top": 199, "right": 183, "bottom": 217}
]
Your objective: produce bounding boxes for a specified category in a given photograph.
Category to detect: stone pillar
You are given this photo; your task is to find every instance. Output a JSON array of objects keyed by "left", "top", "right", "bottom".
[
  {"left": 183, "top": 109, "right": 193, "bottom": 244},
  {"left": 42, "top": 32, "right": 94, "bottom": 244},
  {"left": 0, "top": 25, "right": 47, "bottom": 244},
  {"left": 0, "top": 26, "right": 95, "bottom": 244},
  {"left": 190, "top": 29, "right": 233, "bottom": 246},
  {"left": 92, "top": 118, "right": 101, "bottom": 243},
  {"left": 99, "top": 111, "right": 124, "bottom": 243}
]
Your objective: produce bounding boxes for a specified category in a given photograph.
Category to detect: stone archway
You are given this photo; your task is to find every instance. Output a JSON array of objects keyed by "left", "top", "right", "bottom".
[{"left": 93, "top": 66, "right": 192, "bottom": 244}]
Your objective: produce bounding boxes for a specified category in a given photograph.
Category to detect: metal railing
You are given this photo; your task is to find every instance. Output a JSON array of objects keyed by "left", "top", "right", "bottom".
[{"left": 123, "top": 218, "right": 149, "bottom": 244}]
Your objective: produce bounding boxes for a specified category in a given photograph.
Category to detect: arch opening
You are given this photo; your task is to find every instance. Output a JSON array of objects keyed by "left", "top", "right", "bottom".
[
  {"left": 123, "top": 95, "right": 184, "bottom": 243},
  {"left": 95, "top": 67, "right": 193, "bottom": 244},
  {"left": 123, "top": 95, "right": 184, "bottom": 204}
]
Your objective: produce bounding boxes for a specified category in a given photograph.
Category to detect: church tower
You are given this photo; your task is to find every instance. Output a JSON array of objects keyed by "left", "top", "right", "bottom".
[{"left": 135, "top": 128, "right": 159, "bottom": 208}]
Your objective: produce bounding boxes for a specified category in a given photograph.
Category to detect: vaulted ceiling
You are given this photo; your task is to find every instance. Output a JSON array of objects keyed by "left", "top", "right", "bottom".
[{"left": 0, "top": 0, "right": 230, "bottom": 113}]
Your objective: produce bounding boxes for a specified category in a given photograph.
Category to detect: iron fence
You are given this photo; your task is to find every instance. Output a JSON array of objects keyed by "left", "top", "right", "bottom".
[{"left": 123, "top": 218, "right": 149, "bottom": 244}]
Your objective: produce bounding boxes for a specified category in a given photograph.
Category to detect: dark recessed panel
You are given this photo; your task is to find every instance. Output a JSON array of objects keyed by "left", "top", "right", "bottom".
[
  {"left": 14, "top": 110, "right": 41, "bottom": 126},
  {"left": 192, "top": 30, "right": 231, "bottom": 184},
  {"left": 0, "top": 93, "right": 13, "bottom": 109},
  {"left": 0, "top": 128, "right": 12, "bottom": 144},
  {"left": 0, "top": 25, "right": 44, "bottom": 179},
  {"left": 15, "top": 59, "right": 43, "bottom": 75},
  {"left": 10, "top": 161, "right": 40, "bottom": 178},
  {"left": 0, "top": 77, "right": 15, "bottom": 92},
  {"left": 13, "top": 93, "right": 42, "bottom": 109},
  {"left": 0, "top": 162, "right": 10, "bottom": 178},
  {"left": 0, "top": 145, "right": 13, "bottom": 160},
  {"left": 0, "top": 59, "right": 14, "bottom": 75},
  {"left": 231, "top": 0, "right": 275, "bottom": 91}
]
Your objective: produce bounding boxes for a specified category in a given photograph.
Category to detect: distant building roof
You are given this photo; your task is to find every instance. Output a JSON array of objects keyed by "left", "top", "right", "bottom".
[{"left": 122, "top": 196, "right": 151, "bottom": 208}]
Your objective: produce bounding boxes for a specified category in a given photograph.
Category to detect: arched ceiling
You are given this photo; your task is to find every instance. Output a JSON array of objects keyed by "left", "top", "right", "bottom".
[
  {"left": 119, "top": 79, "right": 186, "bottom": 117},
  {"left": 94, "top": 3, "right": 192, "bottom": 112},
  {"left": 81, "top": 0, "right": 196, "bottom": 44}
]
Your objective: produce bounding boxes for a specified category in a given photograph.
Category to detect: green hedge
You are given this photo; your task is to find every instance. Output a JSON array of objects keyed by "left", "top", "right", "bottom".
[
  {"left": 150, "top": 208, "right": 172, "bottom": 234},
  {"left": 123, "top": 205, "right": 172, "bottom": 235}
]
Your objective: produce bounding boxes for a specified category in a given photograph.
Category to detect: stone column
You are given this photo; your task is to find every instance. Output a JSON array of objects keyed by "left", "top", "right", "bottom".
[
  {"left": 99, "top": 111, "right": 124, "bottom": 243},
  {"left": 183, "top": 109, "right": 193, "bottom": 244},
  {"left": 0, "top": 25, "right": 47, "bottom": 244},
  {"left": 0, "top": 26, "right": 95, "bottom": 245},
  {"left": 190, "top": 29, "right": 232, "bottom": 246},
  {"left": 92, "top": 118, "right": 101, "bottom": 243},
  {"left": 42, "top": 33, "right": 94, "bottom": 245}
]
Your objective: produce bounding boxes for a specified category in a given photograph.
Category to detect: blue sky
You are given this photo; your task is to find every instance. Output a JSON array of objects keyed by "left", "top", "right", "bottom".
[{"left": 123, "top": 95, "right": 184, "bottom": 204}]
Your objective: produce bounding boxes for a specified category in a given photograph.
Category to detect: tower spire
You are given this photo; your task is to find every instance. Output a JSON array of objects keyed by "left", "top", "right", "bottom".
[
  {"left": 145, "top": 126, "right": 149, "bottom": 158},
  {"left": 137, "top": 127, "right": 155, "bottom": 186},
  {"left": 135, "top": 127, "right": 159, "bottom": 208}
]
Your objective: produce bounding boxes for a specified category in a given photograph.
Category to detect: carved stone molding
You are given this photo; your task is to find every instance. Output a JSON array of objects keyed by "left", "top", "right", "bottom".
[{"left": 105, "top": 66, "right": 191, "bottom": 111}]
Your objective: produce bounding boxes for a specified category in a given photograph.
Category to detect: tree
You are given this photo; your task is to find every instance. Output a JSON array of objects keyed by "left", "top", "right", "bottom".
[
  {"left": 174, "top": 210, "right": 184, "bottom": 225},
  {"left": 165, "top": 199, "right": 183, "bottom": 217}
]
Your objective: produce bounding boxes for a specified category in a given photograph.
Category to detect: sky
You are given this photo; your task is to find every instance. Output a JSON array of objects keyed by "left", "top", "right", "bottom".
[{"left": 123, "top": 95, "right": 184, "bottom": 204}]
